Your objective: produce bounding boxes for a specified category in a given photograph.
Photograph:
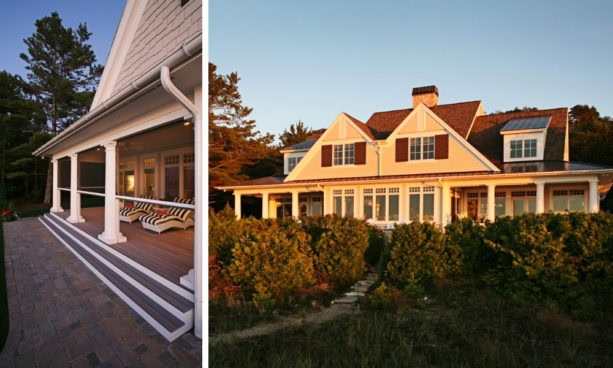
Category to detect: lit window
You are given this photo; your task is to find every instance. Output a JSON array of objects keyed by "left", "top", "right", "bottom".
[
  {"left": 510, "top": 140, "right": 523, "bottom": 158},
  {"left": 524, "top": 139, "right": 537, "bottom": 158}
]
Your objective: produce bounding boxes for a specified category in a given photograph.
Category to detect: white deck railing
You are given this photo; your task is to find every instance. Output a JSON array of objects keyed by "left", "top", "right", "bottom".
[{"left": 65, "top": 189, "right": 196, "bottom": 210}]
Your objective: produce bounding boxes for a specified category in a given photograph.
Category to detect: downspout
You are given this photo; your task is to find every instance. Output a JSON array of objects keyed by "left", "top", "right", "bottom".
[{"left": 160, "top": 66, "right": 203, "bottom": 339}]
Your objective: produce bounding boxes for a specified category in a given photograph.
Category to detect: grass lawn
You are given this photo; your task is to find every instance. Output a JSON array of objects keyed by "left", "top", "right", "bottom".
[{"left": 210, "top": 282, "right": 613, "bottom": 368}]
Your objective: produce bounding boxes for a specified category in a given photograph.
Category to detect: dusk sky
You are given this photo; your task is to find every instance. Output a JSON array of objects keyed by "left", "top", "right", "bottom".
[
  {"left": 211, "top": 0, "right": 613, "bottom": 140},
  {"left": 1, "top": 1, "right": 611, "bottom": 142}
]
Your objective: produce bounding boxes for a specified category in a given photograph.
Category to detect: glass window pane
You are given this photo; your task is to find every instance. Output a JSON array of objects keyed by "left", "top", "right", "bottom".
[
  {"left": 124, "top": 171, "right": 135, "bottom": 197},
  {"left": 363, "top": 195, "right": 373, "bottom": 220},
  {"left": 410, "top": 137, "right": 421, "bottom": 160},
  {"left": 144, "top": 168, "right": 155, "bottom": 197},
  {"left": 376, "top": 195, "right": 386, "bottom": 221},
  {"left": 524, "top": 139, "right": 537, "bottom": 158},
  {"left": 513, "top": 199, "right": 525, "bottom": 216},
  {"left": 183, "top": 166, "right": 194, "bottom": 199},
  {"left": 553, "top": 196, "right": 567, "bottom": 212},
  {"left": 569, "top": 196, "right": 585, "bottom": 211},
  {"left": 311, "top": 198, "right": 322, "bottom": 216},
  {"left": 510, "top": 140, "right": 523, "bottom": 159},
  {"left": 333, "top": 196, "right": 342, "bottom": 216},
  {"left": 389, "top": 195, "right": 399, "bottom": 221},
  {"left": 527, "top": 198, "right": 536, "bottom": 213},
  {"left": 423, "top": 194, "right": 434, "bottom": 221},
  {"left": 345, "top": 196, "right": 354, "bottom": 217},
  {"left": 479, "top": 198, "right": 487, "bottom": 218},
  {"left": 334, "top": 145, "right": 343, "bottom": 165},
  {"left": 300, "top": 200, "right": 308, "bottom": 217},
  {"left": 164, "top": 167, "right": 179, "bottom": 200},
  {"left": 409, "top": 194, "right": 420, "bottom": 222},
  {"left": 344, "top": 144, "right": 355, "bottom": 165},
  {"left": 495, "top": 198, "right": 506, "bottom": 217}
]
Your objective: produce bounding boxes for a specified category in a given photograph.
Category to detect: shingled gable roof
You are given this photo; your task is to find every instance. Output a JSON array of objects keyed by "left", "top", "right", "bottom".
[
  {"left": 467, "top": 108, "right": 568, "bottom": 167},
  {"left": 364, "top": 101, "right": 482, "bottom": 140},
  {"left": 343, "top": 112, "right": 376, "bottom": 140}
]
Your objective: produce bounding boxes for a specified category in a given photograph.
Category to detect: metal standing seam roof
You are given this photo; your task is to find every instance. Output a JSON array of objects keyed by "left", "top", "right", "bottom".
[
  {"left": 500, "top": 115, "right": 551, "bottom": 132},
  {"left": 285, "top": 139, "right": 317, "bottom": 150}
]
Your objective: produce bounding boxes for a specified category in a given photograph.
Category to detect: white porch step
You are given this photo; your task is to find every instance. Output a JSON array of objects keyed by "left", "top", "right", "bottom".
[{"left": 39, "top": 214, "right": 194, "bottom": 342}]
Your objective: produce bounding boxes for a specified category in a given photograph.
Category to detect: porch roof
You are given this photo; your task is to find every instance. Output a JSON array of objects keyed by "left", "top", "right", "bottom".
[{"left": 218, "top": 161, "right": 613, "bottom": 191}]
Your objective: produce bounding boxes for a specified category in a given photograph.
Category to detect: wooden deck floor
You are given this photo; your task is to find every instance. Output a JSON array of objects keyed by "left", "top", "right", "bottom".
[{"left": 57, "top": 207, "right": 193, "bottom": 286}]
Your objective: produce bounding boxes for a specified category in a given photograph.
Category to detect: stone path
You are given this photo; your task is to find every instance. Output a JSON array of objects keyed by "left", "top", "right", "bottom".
[
  {"left": 211, "top": 271, "right": 378, "bottom": 345},
  {"left": 0, "top": 218, "right": 201, "bottom": 367}
]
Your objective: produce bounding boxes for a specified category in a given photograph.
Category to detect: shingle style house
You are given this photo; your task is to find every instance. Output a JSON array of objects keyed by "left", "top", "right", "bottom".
[{"left": 220, "top": 85, "right": 613, "bottom": 225}]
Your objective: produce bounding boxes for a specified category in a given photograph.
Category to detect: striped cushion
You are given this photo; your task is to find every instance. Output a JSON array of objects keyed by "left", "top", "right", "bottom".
[
  {"left": 140, "top": 213, "right": 182, "bottom": 225},
  {"left": 120, "top": 207, "right": 147, "bottom": 217}
]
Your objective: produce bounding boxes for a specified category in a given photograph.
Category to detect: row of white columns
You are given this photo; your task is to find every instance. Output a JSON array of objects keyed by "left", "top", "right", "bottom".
[
  {"left": 440, "top": 179, "right": 600, "bottom": 226},
  {"left": 50, "top": 141, "right": 126, "bottom": 244}
]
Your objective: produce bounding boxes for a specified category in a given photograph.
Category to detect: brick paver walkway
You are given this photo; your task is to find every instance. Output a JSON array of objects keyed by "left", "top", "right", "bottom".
[{"left": 0, "top": 218, "right": 201, "bottom": 367}]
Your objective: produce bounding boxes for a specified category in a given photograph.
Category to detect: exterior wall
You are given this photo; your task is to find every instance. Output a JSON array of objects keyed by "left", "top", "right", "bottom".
[{"left": 113, "top": 0, "right": 202, "bottom": 94}]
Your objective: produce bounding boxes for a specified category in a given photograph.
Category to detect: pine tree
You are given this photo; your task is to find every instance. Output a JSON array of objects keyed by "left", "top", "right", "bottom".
[
  {"left": 20, "top": 12, "right": 103, "bottom": 204},
  {"left": 279, "top": 120, "right": 312, "bottom": 148}
]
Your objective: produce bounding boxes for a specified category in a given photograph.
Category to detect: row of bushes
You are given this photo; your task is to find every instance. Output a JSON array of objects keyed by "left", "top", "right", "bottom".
[
  {"left": 376, "top": 212, "right": 613, "bottom": 319},
  {"left": 209, "top": 206, "right": 384, "bottom": 307}
]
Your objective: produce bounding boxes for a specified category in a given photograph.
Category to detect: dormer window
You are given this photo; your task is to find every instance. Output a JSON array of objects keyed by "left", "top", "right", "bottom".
[
  {"left": 333, "top": 143, "right": 355, "bottom": 165},
  {"left": 500, "top": 116, "right": 550, "bottom": 162},
  {"left": 288, "top": 156, "right": 301, "bottom": 172}
]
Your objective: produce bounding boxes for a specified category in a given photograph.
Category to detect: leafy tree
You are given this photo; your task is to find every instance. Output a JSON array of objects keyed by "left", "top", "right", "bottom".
[
  {"left": 20, "top": 12, "right": 103, "bottom": 204},
  {"left": 279, "top": 120, "right": 312, "bottom": 147},
  {"left": 209, "top": 63, "right": 275, "bottom": 205},
  {"left": 569, "top": 105, "right": 602, "bottom": 125}
]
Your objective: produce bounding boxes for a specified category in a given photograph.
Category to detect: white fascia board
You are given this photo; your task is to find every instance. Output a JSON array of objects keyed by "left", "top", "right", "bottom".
[{"left": 500, "top": 128, "right": 547, "bottom": 135}]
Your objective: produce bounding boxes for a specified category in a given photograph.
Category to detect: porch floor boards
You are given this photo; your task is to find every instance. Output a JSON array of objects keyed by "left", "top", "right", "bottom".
[{"left": 57, "top": 207, "right": 193, "bottom": 285}]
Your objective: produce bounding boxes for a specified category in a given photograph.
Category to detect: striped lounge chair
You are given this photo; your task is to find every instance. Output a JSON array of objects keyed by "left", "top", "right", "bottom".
[
  {"left": 140, "top": 198, "right": 194, "bottom": 233},
  {"left": 119, "top": 195, "right": 154, "bottom": 223}
]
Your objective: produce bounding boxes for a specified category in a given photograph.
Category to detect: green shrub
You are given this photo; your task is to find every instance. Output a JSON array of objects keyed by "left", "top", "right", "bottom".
[
  {"left": 209, "top": 205, "right": 243, "bottom": 266},
  {"left": 226, "top": 219, "right": 315, "bottom": 307},
  {"left": 310, "top": 216, "right": 370, "bottom": 287},
  {"left": 387, "top": 222, "right": 461, "bottom": 288},
  {"left": 368, "top": 282, "right": 408, "bottom": 310},
  {"left": 444, "top": 218, "right": 493, "bottom": 275}
]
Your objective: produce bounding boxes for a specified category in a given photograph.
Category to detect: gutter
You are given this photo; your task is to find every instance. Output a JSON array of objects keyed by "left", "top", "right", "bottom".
[
  {"left": 33, "top": 33, "right": 203, "bottom": 157},
  {"left": 160, "top": 65, "right": 203, "bottom": 340}
]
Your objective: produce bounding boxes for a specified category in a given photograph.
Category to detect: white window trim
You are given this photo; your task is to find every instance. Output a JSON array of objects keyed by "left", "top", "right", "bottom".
[
  {"left": 332, "top": 143, "right": 356, "bottom": 167},
  {"left": 408, "top": 135, "right": 436, "bottom": 162},
  {"left": 407, "top": 186, "right": 436, "bottom": 223},
  {"left": 332, "top": 188, "right": 356, "bottom": 217}
]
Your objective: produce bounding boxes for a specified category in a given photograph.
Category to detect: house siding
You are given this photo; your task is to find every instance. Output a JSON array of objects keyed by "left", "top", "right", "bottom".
[{"left": 113, "top": 0, "right": 202, "bottom": 95}]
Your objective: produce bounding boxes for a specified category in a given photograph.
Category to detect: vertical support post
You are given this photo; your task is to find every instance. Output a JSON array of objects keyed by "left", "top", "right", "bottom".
[
  {"left": 589, "top": 179, "right": 599, "bottom": 213},
  {"left": 98, "top": 141, "right": 126, "bottom": 244},
  {"left": 234, "top": 192, "right": 241, "bottom": 219},
  {"left": 536, "top": 182, "right": 545, "bottom": 214},
  {"left": 487, "top": 184, "right": 496, "bottom": 222},
  {"left": 192, "top": 86, "right": 203, "bottom": 339},
  {"left": 262, "top": 192, "right": 269, "bottom": 219},
  {"left": 50, "top": 158, "right": 63, "bottom": 213},
  {"left": 440, "top": 183, "right": 451, "bottom": 227},
  {"left": 292, "top": 190, "right": 299, "bottom": 218},
  {"left": 67, "top": 154, "right": 84, "bottom": 223}
]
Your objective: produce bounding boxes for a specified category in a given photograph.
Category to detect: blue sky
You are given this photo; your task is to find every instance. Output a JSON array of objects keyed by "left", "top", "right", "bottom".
[
  {"left": 211, "top": 0, "right": 613, "bottom": 138},
  {"left": 0, "top": 1, "right": 124, "bottom": 77}
]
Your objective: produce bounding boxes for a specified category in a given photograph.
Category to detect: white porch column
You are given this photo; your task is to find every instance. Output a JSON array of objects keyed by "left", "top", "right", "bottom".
[
  {"left": 589, "top": 179, "right": 599, "bottom": 213},
  {"left": 262, "top": 192, "right": 269, "bottom": 219},
  {"left": 67, "top": 154, "right": 84, "bottom": 223},
  {"left": 234, "top": 192, "right": 241, "bottom": 219},
  {"left": 536, "top": 182, "right": 545, "bottom": 214},
  {"left": 486, "top": 184, "right": 495, "bottom": 222},
  {"left": 292, "top": 190, "right": 299, "bottom": 218},
  {"left": 50, "top": 159, "right": 63, "bottom": 213},
  {"left": 98, "top": 142, "right": 126, "bottom": 244},
  {"left": 440, "top": 184, "right": 451, "bottom": 227}
]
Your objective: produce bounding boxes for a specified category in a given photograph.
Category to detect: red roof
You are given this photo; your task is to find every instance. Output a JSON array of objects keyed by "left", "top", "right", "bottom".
[
  {"left": 364, "top": 101, "right": 482, "bottom": 139},
  {"left": 343, "top": 112, "right": 376, "bottom": 140},
  {"left": 468, "top": 108, "right": 568, "bottom": 167}
]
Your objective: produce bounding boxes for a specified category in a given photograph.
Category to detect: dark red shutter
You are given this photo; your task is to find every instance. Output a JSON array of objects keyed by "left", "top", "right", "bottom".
[
  {"left": 355, "top": 142, "right": 366, "bottom": 165},
  {"left": 435, "top": 134, "right": 449, "bottom": 159},
  {"left": 395, "top": 138, "right": 408, "bottom": 162},
  {"left": 321, "top": 145, "right": 332, "bottom": 167}
]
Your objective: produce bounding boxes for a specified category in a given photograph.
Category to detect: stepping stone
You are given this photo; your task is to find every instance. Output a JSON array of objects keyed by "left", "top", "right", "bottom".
[
  {"left": 344, "top": 291, "right": 365, "bottom": 297},
  {"left": 333, "top": 296, "right": 359, "bottom": 304}
]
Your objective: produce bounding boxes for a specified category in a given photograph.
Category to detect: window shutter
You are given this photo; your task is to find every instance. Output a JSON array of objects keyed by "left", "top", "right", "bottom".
[
  {"left": 395, "top": 138, "right": 408, "bottom": 162},
  {"left": 321, "top": 145, "right": 332, "bottom": 167},
  {"left": 355, "top": 142, "right": 366, "bottom": 165},
  {"left": 435, "top": 134, "right": 448, "bottom": 159}
]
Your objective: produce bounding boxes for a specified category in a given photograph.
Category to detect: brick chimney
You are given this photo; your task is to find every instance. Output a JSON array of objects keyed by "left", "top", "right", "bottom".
[{"left": 412, "top": 85, "right": 439, "bottom": 108}]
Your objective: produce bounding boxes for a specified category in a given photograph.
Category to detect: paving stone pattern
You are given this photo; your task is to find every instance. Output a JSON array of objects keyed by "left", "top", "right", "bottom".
[{"left": 0, "top": 218, "right": 201, "bottom": 367}]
